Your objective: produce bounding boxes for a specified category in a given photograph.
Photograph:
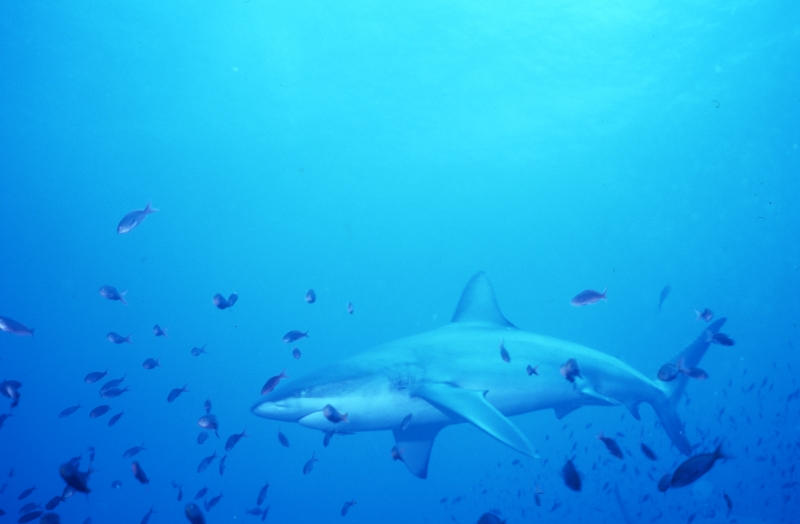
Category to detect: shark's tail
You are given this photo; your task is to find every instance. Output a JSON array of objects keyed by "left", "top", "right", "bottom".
[{"left": 650, "top": 318, "right": 726, "bottom": 455}]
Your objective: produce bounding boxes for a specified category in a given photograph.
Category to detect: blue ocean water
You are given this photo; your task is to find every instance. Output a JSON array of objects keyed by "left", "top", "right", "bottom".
[{"left": 1, "top": 0, "right": 798, "bottom": 522}]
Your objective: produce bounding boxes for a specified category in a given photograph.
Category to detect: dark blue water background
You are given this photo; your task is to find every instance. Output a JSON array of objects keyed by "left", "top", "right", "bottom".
[{"left": 1, "top": 1, "right": 798, "bottom": 522}]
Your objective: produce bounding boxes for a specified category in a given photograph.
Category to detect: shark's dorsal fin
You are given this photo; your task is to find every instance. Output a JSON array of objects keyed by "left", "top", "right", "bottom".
[
  {"left": 413, "top": 383, "right": 535, "bottom": 457},
  {"left": 451, "top": 272, "right": 517, "bottom": 328},
  {"left": 393, "top": 425, "right": 442, "bottom": 479}
]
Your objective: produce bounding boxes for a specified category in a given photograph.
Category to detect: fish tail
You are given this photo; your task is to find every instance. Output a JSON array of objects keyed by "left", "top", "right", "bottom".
[
  {"left": 119, "top": 291, "right": 128, "bottom": 305},
  {"left": 651, "top": 318, "right": 726, "bottom": 456},
  {"left": 145, "top": 201, "right": 158, "bottom": 214},
  {"left": 601, "top": 287, "right": 608, "bottom": 301}
]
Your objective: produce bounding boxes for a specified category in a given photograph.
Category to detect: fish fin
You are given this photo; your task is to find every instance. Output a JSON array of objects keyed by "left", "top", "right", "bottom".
[
  {"left": 624, "top": 400, "right": 641, "bottom": 420},
  {"left": 144, "top": 201, "right": 158, "bottom": 214},
  {"left": 650, "top": 319, "right": 726, "bottom": 456},
  {"left": 392, "top": 424, "right": 442, "bottom": 479},
  {"left": 451, "top": 272, "right": 517, "bottom": 328},
  {"left": 119, "top": 290, "right": 128, "bottom": 305},
  {"left": 413, "top": 383, "right": 534, "bottom": 457},
  {"left": 579, "top": 386, "right": 617, "bottom": 406},
  {"left": 553, "top": 404, "right": 579, "bottom": 420}
]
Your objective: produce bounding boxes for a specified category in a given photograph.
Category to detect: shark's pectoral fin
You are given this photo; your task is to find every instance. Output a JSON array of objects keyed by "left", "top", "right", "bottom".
[
  {"left": 553, "top": 404, "right": 579, "bottom": 419},
  {"left": 413, "top": 383, "right": 535, "bottom": 457},
  {"left": 392, "top": 425, "right": 442, "bottom": 479}
]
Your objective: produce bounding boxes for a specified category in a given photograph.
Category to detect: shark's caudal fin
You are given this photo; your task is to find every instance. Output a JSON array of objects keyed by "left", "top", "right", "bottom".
[
  {"left": 393, "top": 424, "right": 443, "bottom": 479},
  {"left": 651, "top": 318, "right": 726, "bottom": 456},
  {"left": 451, "top": 272, "right": 517, "bottom": 328}
]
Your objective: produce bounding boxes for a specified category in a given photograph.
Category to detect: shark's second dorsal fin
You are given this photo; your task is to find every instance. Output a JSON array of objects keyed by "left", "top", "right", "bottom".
[{"left": 451, "top": 272, "right": 516, "bottom": 328}]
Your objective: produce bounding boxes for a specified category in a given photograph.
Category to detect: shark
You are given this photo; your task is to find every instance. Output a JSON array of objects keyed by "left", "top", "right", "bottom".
[{"left": 252, "top": 272, "right": 724, "bottom": 478}]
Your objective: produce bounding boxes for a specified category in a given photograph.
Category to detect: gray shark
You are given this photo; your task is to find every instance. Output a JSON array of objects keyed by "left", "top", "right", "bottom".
[{"left": 253, "top": 272, "right": 724, "bottom": 478}]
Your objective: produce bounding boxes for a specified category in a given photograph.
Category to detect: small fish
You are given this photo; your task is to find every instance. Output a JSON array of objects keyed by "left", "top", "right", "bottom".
[
  {"left": 191, "top": 345, "right": 207, "bottom": 357},
  {"left": 218, "top": 454, "right": 227, "bottom": 475},
  {"left": 99, "top": 376, "right": 126, "bottom": 395},
  {"left": 694, "top": 308, "right": 714, "bottom": 322},
  {"left": 670, "top": 444, "right": 727, "bottom": 487},
  {"left": 0, "top": 380, "right": 21, "bottom": 408},
  {"left": 292, "top": 347, "right": 302, "bottom": 359},
  {"left": 256, "top": 482, "right": 270, "bottom": 505},
  {"left": 657, "top": 285, "right": 671, "bottom": 311},
  {"left": 205, "top": 492, "right": 223, "bottom": 511},
  {"left": 640, "top": 443, "right": 658, "bottom": 461},
  {"left": 167, "top": 384, "right": 189, "bottom": 403},
  {"left": 225, "top": 429, "right": 248, "bottom": 451},
  {"left": 341, "top": 499, "right": 355, "bottom": 516},
  {"left": 526, "top": 364, "right": 539, "bottom": 376},
  {"left": 59, "top": 462, "right": 90, "bottom": 493},
  {"left": 197, "top": 451, "right": 217, "bottom": 473},
  {"left": 17, "top": 511, "right": 43, "bottom": 523},
  {"left": 176, "top": 485, "right": 184, "bottom": 501},
  {"left": 19, "top": 502, "right": 40, "bottom": 513},
  {"left": 261, "top": 370, "right": 289, "bottom": 395},
  {"left": 117, "top": 201, "right": 157, "bottom": 234},
  {"left": 657, "top": 363, "right": 679, "bottom": 382},
  {"left": 87, "top": 446, "right": 95, "bottom": 462},
  {"left": 99, "top": 285, "right": 128, "bottom": 304},
  {"left": 391, "top": 446, "right": 404, "bottom": 462},
  {"left": 323, "top": 430, "right": 334, "bottom": 447},
  {"left": 131, "top": 461, "right": 149, "bottom": 484},
  {"left": 108, "top": 412, "right": 123, "bottom": 427},
  {"left": 657, "top": 473, "right": 671, "bottom": 492},
  {"left": 246, "top": 508, "right": 264, "bottom": 516},
  {"left": 282, "top": 330, "right": 308, "bottom": 343},
  {"left": 123, "top": 442, "right": 146, "bottom": 458},
  {"left": 570, "top": 288, "right": 607, "bottom": 306},
  {"left": 477, "top": 512, "right": 505, "bottom": 524},
  {"left": 347, "top": 302, "right": 354, "bottom": 314},
  {"left": 40, "top": 513, "right": 61, "bottom": 524},
  {"left": 560, "top": 358, "right": 581, "bottom": 383},
  {"left": 106, "top": 332, "right": 132, "bottom": 344},
  {"left": 277, "top": 429, "right": 290, "bottom": 447},
  {"left": 197, "top": 414, "right": 219, "bottom": 435},
  {"left": 111, "top": 480, "right": 122, "bottom": 489},
  {"left": 101, "top": 387, "right": 129, "bottom": 398},
  {"left": 89, "top": 405, "right": 111, "bottom": 418},
  {"left": 561, "top": 459, "right": 581, "bottom": 491},
  {"left": 59, "top": 403, "right": 82, "bottom": 418},
  {"left": 152, "top": 325, "right": 169, "bottom": 338},
  {"left": 322, "top": 404, "right": 349, "bottom": 424},
  {"left": 678, "top": 358, "right": 709, "bottom": 380},
  {"left": 305, "top": 289, "right": 316, "bottom": 304},
  {"left": 0, "top": 412, "right": 10, "bottom": 430},
  {"left": 597, "top": 431, "right": 623, "bottom": 459},
  {"left": 261, "top": 506, "right": 270, "bottom": 522},
  {"left": 499, "top": 338, "right": 510, "bottom": 363},
  {"left": 711, "top": 333, "right": 735, "bottom": 346},
  {"left": 142, "top": 358, "right": 160, "bottom": 370},
  {"left": 302, "top": 452, "right": 319, "bottom": 474},
  {"left": 185, "top": 503, "right": 205, "bottom": 524},
  {"left": 0, "top": 316, "right": 34, "bottom": 337},
  {"left": 197, "top": 431, "right": 209, "bottom": 444},
  {"left": 45, "top": 496, "right": 63, "bottom": 510},
  {"left": 723, "top": 491, "right": 732, "bottom": 515},
  {"left": 140, "top": 506, "right": 156, "bottom": 524},
  {"left": 83, "top": 370, "right": 108, "bottom": 384},
  {"left": 204, "top": 398, "right": 212, "bottom": 414},
  {"left": 212, "top": 293, "right": 238, "bottom": 310},
  {"left": 194, "top": 487, "right": 209, "bottom": 500}
]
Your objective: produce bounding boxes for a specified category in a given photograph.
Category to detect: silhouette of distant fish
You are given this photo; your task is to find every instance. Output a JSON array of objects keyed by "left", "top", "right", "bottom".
[
  {"left": 168, "top": 385, "right": 189, "bottom": 403},
  {"left": 117, "top": 201, "right": 157, "bottom": 234},
  {"left": 657, "top": 285, "right": 671, "bottom": 311},
  {"left": 570, "top": 288, "right": 607, "bottom": 306},
  {"left": 106, "top": 332, "right": 132, "bottom": 344},
  {"left": 98, "top": 285, "right": 127, "bottom": 304},
  {"left": 213, "top": 293, "right": 238, "bottom": 310},
  {"left": 0, "top": 316, "right": 34, "bottom": 337},
  {"left": 305, "top": 289, "right": 316, "bottom": 304},
  {"left": 670, "top": 444, "right": 727, "bottom": 487}
]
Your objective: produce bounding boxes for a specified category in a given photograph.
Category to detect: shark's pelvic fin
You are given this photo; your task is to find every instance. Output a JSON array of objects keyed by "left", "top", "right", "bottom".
[
  {"left": 553, "top": 404, "right": 579, "bottom": 419},
  {"left": 451, "top": 272, "right": 517, "bottom": 328},
  {"left": 392, "top": 424, "right": 442, "bottom": 479},
  {"left": 413, "top": 383, "right": 535, "bottom": 457}
]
